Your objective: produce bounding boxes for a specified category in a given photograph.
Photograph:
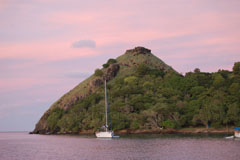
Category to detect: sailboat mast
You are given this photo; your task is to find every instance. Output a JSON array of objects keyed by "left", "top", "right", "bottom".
[{"left": 104, "top": 79, "right": 108, "bottom": 131}]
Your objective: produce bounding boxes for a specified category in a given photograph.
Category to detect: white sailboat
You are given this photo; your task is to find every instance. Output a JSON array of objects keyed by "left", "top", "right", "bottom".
[{"left": 95, "top": 80, "right": 119, "bottom": 138}]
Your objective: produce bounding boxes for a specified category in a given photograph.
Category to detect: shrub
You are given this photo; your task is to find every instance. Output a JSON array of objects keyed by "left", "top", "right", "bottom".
[
  {"left": 103, "top": 58, "right": 117, "bottom": 68},
  {"left": 124, "top": 76, "right": 138, "bottom": 85},
  {"left": 103, "top": 63, "right": 109, "bottom": 68},
  {"left": 162, "top": 120, "right": 176, "bottom": 129},
  {"left": 94, "top": 69, "right": 103, "bottom": 77},
  {"left": 107, "top": 58, "right": 117, "bottom": 65},
  {"left": 136, "top": 64, "right": 150, "bottom": 76}
]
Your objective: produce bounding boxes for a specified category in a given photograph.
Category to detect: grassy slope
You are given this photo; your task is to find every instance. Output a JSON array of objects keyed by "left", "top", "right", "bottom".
[{"left": 50, "top": 75, "right": 95, "bottom": 109}]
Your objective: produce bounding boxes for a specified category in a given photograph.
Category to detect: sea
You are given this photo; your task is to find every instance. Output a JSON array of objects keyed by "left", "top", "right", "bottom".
[{"left": 0, "top": 132, "right": 239, "bottom": 160}]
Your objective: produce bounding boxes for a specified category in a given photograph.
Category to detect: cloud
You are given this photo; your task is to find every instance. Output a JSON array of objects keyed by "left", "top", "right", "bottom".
[
  {"left": 71, "top": 40, "right": 96, "bottom": 48},
  {"left": 0, "top": 58, "right": 33, "bottom": 65}
]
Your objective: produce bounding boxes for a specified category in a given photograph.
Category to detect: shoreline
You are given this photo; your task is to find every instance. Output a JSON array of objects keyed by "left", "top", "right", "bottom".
[
  {"left": 114, "top": 128, "right": 233, "bottom": 135},
  {"left": 30, "top": 128, "right": 234, "bottom": 135}
]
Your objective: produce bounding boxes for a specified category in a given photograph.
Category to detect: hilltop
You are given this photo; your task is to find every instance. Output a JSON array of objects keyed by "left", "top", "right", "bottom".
[{"left": 32, "top": 47, "right": 240, "bottom": 134}]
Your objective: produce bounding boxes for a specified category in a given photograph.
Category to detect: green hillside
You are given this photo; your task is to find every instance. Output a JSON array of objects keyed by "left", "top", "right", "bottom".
[{"left": 32, "top": 47, "right": 240, "bottom": 134}]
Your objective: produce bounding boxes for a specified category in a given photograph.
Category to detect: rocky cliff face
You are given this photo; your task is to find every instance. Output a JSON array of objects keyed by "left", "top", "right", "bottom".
[{"left": 32, "top": 47, "right": 175, "bottom": 134}]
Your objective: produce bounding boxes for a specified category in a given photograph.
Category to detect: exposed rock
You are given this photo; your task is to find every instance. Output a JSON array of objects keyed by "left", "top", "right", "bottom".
[
  {"left": 103, "top": 63, "right": 120, "bottom": 81},
  {"left": 126, "top": 46, "right": 151, "bottom": 55},
  {"left": 90, "top": 77, "right": 104, "bottom": 88}
]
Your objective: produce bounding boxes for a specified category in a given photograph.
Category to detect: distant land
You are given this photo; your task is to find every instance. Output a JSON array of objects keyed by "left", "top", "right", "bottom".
[{"left": 32, "top": 47, "right": 240, "bottom": 135}]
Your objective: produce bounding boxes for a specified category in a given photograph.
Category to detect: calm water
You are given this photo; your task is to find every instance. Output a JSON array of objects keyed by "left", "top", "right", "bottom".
[{"left": 0, "top": 132, "right": 240, "bottom": 160}]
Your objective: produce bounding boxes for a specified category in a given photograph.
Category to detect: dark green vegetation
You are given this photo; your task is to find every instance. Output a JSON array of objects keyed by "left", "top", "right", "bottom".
[
  {"left": 103, "top": 58, "right": 117, "bottom": 68},
  {"left": 33, "top": 47, "right": 240, "bottom": 134}
]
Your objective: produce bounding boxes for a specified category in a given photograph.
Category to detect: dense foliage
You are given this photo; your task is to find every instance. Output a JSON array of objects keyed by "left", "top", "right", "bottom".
[{"left": 46, "top": 62, "right": 240, "bottom": 133}]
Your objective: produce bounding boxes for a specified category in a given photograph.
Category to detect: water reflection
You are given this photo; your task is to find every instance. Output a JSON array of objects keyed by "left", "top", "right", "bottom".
[{"left": 0, "top": 132, "right": 239, "bottom": 160}]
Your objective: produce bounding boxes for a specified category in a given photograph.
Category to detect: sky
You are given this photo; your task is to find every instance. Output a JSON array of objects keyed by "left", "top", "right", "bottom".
[{"left": 0, "top": 0, "right": 240, "bottom": 131}]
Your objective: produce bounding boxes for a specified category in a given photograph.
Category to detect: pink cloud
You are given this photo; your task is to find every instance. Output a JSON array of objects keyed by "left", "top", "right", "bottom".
[{"left": 0, "top": 40, "right": 98, "bottom": 60}]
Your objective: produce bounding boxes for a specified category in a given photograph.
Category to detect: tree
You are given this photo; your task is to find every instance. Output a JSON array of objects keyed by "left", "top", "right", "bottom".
[
  {"left": 233, "top": 62, "right": 240, "bottom": 75},
  {"left": 124, "top": 76, "right": 138, "bottom": 85},
  {"left": 213, "top": 74, "right": 225, "bottom": 88},
  {"left": 229, "top": 83, "right": 240, "bottom": 95},
  {"left": 190, "top": 86, "right": 206, "bottom": 97},
  {"left": 196, "top": 104, "right": 212, "bottom": 128},
  {"left": 136, "top": 64, "right": 150, "bottom": 76},
  {"left": 142, "top": 110, "right": 159, "bottom": 128},
  {"left": 226, "top": 103, "right": 240, "bottom": 126}
]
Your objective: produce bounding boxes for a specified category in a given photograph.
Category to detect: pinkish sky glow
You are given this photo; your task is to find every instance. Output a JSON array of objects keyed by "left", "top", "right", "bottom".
[{"left": 0, "top": 0, "right": 240, "bottom": 131}]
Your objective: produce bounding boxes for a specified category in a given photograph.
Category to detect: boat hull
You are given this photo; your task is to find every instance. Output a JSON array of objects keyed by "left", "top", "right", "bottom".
[
  {"left": 225, "top": 136, "right": 234, "bottom": 139},
  {"left": 96, "top": 131, "right": 114, "bottom": 138}
]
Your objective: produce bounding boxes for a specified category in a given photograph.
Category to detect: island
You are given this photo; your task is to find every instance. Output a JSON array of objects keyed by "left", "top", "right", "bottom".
[{"left": 31, "top": 47, "right": 240, "bottom": 135}]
